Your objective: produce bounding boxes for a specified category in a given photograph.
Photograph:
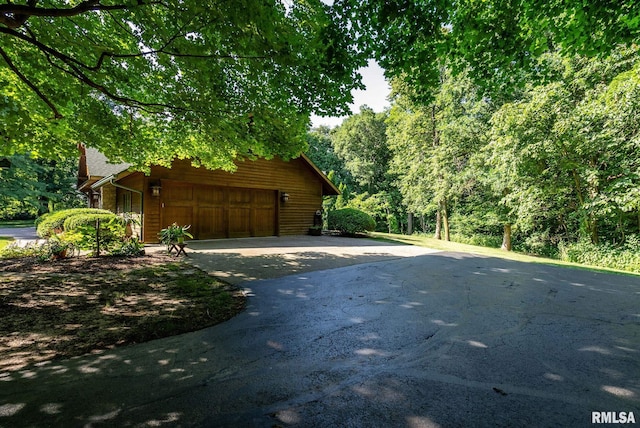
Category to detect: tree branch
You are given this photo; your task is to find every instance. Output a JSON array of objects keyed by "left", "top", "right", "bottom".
[
  {"left": 0, "top": 1, "right": 167, "bottom": 29},
  {"left": 0, "top": 46, "right": 62, "bottom": 118}
]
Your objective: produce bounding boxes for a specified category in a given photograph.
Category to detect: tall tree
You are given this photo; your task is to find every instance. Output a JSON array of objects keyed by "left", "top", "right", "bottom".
[
  {"left": 0, "top": 1, "right": 365, "bottom": 168},
  {"left": 485, "top": 49, "right": 640, "bottom": 247},
  {"left": 387, "top": 68, "right": 490, "bottom": 240},
  {"left": 337, "top": 0, "right": 640, "bottom": 100},
  {"left": 0, "top": 154, "right": 84, "bottom": 219},
  {"left": 330, "top": 106, "right": 404, "bottom": 232},
  {"left": 332, "top": 106, "right": 389, "bottom": 194}
]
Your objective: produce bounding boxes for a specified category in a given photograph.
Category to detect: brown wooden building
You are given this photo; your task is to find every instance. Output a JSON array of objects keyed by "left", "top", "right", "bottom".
[{"left": 77, "top": 146, "right": 339, "bottom": 242}]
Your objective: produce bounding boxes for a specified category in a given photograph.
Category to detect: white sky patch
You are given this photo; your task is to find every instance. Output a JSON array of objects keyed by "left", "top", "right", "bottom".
[{"left": 311, "top": 59, "right": 391, "bottom": 128}]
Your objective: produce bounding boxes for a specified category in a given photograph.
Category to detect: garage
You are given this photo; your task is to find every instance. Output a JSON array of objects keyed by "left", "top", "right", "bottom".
[
  {"left": 160, "top": 181, "right": 277, "bottom": 239},
  {"left": 79, "top": 146, "right": 340, "bottom": 242}
]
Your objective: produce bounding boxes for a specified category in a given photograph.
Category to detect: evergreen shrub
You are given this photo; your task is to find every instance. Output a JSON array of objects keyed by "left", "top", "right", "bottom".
[{"left": 327, "top": 208, "right": 376, "bottom": 235}]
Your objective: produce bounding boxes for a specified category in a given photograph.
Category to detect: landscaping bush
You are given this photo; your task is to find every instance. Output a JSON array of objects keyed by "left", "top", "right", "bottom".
[
  {"left": 0, "top": 242, "right": 46, "bottom": 260},
  {"left": 62, "top": 212, "right": 121, "bottom": 231},
  {"left": 327, "top": 208, "right": 376, "bottom": 236},
  {"left": 64, "top": 218, "right": 125, "bottom": 255},
  {"left": 559, "top": 236, "right": 640, "bottom": 273},
  {"left": 36, "top": 208, "right": 112, "bottom": 237}
]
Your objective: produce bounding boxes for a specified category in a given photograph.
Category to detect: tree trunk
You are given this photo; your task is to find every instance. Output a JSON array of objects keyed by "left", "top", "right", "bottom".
[
  {"left": 590, "top": 213, "right": 599, "bottom": 245},
  {"left": 440, "top": 199, "right": 450, "bottom": 241},
  {"left": 407, "top": 213, "right": 413, "bottom": 235},
  {"left": 442, "top": 213, "right": 450, "bottom": 242},
  {"left": 501, "top": 224, "right": 512, "bottom": 251},
  {"left": 434, "top": 210, "right": 442, "bottom": 240}
]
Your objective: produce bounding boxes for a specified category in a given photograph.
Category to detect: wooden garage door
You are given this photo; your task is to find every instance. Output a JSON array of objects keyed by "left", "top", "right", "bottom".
[{"left": 162, "top": 182, "right": 276, "bottom": 239}]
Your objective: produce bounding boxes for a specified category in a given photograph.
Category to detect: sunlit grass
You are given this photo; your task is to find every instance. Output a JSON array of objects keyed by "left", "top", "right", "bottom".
[
  {"left": 368, "top": 232, "right": 640, "bottom": 276},
  {"left": 0, "top": 237, "right": 13, "bottom": 251},
  {"left": 0, "top": 219, "right": 35, "bottom": 228}
]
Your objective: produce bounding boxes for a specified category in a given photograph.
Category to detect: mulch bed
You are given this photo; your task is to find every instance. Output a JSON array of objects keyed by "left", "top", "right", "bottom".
[{"left": 0, "top": 252, "right": 245, "bottom": 372}]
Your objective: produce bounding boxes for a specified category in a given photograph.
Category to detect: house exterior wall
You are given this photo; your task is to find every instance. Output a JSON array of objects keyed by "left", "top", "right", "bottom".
[
  {"left": 111, "top": 157, "right": 327, "bottom": 242},
  {"left": 100, "top": 184, "right": 117, "bottom": 212}
]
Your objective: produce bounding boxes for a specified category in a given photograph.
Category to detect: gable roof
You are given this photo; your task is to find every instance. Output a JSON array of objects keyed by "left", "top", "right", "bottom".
[
  {"left": 77, "top": 146, "right": 339, "bottom": 195},
  {"left": 77, "top": 145, "right": 131, "bottom": 191},
  {"left": 84, "top": 147, "right": 131, "bottom": 177}
]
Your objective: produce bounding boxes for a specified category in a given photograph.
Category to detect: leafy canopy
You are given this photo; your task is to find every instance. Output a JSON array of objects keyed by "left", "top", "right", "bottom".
[
  {"left": 337, "top": 0, "right": 640, "bottom": 100},
  {"left": 0, "top": 1, "right": 366, "bottom": 169}
]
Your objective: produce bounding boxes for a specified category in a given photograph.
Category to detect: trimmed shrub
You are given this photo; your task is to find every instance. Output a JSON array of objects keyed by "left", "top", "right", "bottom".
[
  {"left": 62, "top": 213, "right": 121, "bottom": 231},
  {"left": 327, "top": 208, "right": 376, "bottom": 236},
  {"left": 36, "top": 208, "right": 112, "bottom": 237},
  {"left": 63, "top": 215, "right": 125, "bottom": 255}
]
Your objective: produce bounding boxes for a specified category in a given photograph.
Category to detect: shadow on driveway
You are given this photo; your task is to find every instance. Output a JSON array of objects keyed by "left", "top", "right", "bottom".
[
  {"left": 2, "top": 236, "right": 639, "bottom": 427},
  {"left": 186, "top": 235, "right": 439, "bottom": 284}
]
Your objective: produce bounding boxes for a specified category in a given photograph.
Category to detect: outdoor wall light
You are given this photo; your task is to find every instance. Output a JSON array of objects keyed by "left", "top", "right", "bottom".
[
  {"left": 150, "top": 184, "right": 162, "bottom": 197},
  {"left": 280, "top": 192, "right": 290, "bottom": 203}
]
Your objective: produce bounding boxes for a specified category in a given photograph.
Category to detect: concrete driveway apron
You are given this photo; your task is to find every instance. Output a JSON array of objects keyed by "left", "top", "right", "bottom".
[{"left": 1, "top": 236, "right": 639, "bottom": 427}]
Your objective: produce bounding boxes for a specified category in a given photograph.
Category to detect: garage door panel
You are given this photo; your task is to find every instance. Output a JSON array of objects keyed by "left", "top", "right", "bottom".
[
  {"left": 196, "top": 187, "right": 225, "bottom": 205},
  {"left": 163, "top": 182, "right": 276, "bottom": 239},
  {"left": 162, "top": 206, "right": 193, "bottom": 230},
  {"left": 254, "top": 207, "right": 276, "bottom": 236},
  {"left": 229, "top": 208, "right": 251, "bottom": 238},
  {"left": 229, "top": 189, "right": 251, "bottom": 205},
  {"left": 164, "top": 182, "right": 193, "bottom": 202},
  {"left": 197, "top": 207, "right": 226, "bottom": 239}
]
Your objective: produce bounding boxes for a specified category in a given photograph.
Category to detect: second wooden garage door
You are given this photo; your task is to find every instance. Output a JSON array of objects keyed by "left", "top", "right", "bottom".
[{"left": 161, "top": 182, "right": 277, "bottom": 239}]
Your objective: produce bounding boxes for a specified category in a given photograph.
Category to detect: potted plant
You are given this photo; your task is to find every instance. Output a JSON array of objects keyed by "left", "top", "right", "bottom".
[
  {"left": 159, "top": 223, "right": 193, "bottom": 250},
  {"left": 47, "top": 235, "right": 74, "bottom": 259},
  {"left": 308, "top": 225, "right": 322, "bottom": 236},
  {"left": 121, "top": 212, "right": 140, "bottom": 239}
]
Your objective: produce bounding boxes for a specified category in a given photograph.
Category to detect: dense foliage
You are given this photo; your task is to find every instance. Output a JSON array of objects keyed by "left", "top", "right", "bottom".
[
  {"left": 0, "top": 154, "right": 85, "bottom": 220},
  {"left": 0, "top": 1, "right": 366, "bottom": 169},
  {"left": 309, "top": 45, "right": 640, "bottom": 272},
  {"left": 337, "top": 0, "right": 640, "bottom": 100}
]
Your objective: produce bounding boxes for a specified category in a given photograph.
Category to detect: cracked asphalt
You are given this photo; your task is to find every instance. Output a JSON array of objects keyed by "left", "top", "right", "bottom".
[{"left": 1, "top": 236, "right": 639, "bottom": 427}]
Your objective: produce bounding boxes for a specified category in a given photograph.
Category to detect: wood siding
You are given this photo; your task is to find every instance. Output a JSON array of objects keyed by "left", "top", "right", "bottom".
[{"left": 116, "top": 157, "right": 327, "bottom": 242}]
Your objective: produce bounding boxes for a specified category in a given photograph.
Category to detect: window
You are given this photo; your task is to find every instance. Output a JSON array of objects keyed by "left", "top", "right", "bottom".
[{"left": 122, "top": 192, "right": 132, "bottom": 213}]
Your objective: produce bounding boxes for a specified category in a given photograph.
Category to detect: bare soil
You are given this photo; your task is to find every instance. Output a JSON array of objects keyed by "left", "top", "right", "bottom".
[{"left": 0, "top": 253, "right": 245, "bottom": 372}]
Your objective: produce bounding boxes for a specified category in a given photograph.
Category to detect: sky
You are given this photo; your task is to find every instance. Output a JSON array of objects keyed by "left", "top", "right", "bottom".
[{"left": 310, "top": 59, "right": 391, "bottom": 129}]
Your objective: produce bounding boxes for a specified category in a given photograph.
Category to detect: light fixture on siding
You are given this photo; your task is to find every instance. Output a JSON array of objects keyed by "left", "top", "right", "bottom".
[
  {"left": 280, "top": 191, "right": 290, "bottom": 203},
  {"left": 150, "top": 183, "right": 162, "bottom": 197}
]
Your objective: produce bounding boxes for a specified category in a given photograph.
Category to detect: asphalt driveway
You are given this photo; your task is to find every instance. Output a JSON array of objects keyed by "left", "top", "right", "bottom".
[{"left": 1, "top": 236, "right": 639, "bottom": 427}]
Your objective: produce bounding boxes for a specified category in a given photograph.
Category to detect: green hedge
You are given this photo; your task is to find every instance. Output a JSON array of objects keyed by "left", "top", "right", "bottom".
[
  {"left": 327, "top": 208, "right": 376, "bottom": 235},
  {"left": 63, "top": 213, "right": 121, "bottom": 231},
  {"left": 36, "top": 208, "right": 113, "bottom": 237}
]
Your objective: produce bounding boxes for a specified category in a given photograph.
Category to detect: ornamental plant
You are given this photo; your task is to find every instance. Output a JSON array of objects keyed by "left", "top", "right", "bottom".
[
  {"left": 159, "top": 223, "right": 194, "bottom": 248},
  {"left": 327, "top": 208, "right": 376, "bottom": 236}
]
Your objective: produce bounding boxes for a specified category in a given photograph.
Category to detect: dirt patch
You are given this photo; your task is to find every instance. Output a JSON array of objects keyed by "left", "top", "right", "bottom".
[{"left": 0, "top": 253, "right": 245, "bottom": 372}]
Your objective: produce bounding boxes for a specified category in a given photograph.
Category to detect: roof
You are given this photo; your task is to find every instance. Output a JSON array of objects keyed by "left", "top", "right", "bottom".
[
  {"left": 300, "top": 153, "right": 340, "bottom": 195},
  {"left": 84, "top": 147, "right": 131, "bottom": 177},
  {"left": 78, "top": 147, "right": 340, "bottom": 196}
]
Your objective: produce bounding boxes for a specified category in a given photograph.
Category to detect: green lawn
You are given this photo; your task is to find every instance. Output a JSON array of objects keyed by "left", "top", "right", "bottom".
[
  {"left": 0, "top": 237, "right": 13, "bottom": 251},
  {"left": 369, "top": 232, "right": 640, "bottom": 276},
  {"left": 0, "top": 219, "right": 35, "bottom": 228}
]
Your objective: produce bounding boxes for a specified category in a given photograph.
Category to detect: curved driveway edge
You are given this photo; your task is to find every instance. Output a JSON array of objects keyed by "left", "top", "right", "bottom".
[{"left": 1, "top": 237, "right": 639, "bottom": 427}]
